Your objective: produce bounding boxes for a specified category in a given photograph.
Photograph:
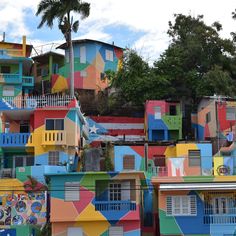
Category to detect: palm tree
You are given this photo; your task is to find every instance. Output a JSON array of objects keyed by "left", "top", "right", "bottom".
[{"left": 36, "top": 0, "right": 90, "bottom": 96}]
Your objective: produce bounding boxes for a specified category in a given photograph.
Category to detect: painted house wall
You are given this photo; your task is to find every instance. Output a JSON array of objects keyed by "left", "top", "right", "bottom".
[
  {"left": 194, "top": 99, "right": 236, "bottom": 141},
  {"left": 51, "top": 41, "right": 123, "bottom": 93},
  {"left": 159, "top": 189, "right": 236, "bottom": 236},
  {"left": 49, "top": 172, "right": 142, "bottom": 236},
  {"left": 0, "top": 178, "right": 46, "bottom": 235},
  {"left": 145, "top": 100, "right": 182, "bottom": 141},
  {"left": 114, "top": 143, "right": 212, "bottom": 176},
  {"left": 30, "top": 108, "right": 81, "bottom": 166}
]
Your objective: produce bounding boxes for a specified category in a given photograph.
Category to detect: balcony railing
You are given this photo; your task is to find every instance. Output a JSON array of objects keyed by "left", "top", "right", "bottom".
[
  {"left": 95, "top": 201, "right": 136, "bottom": 211},
  {"left": 0, "top": 73, "right": 21, "bottom": 83},
  {"left": 204, "top": 215, "right": 236, "bottom": 224},
  {"left": 22, "top": 76, "right": 34, "bottom": 86},
  {"left": 42, "top": 131, "right": 66, "bottom": 145},
  {"left": 0, "top": 168, "right": 16, "bottom": 178},
  {"left": 147, "top": 166, "right": 168, "bottom": 177},
  {"left": 1, "top": 95, "right": 75, "bottom": 110},
  {"left": 0, "top": 133, "right": 32, "bottom": 147}
]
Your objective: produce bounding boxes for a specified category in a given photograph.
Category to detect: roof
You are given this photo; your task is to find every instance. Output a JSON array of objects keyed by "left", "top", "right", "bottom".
[
  {"left": 159, "top": 182, "right": 236, "bottom": 191},
  {"left": 45, "top": 171, "right": 145, "bottom": 179},
  {"left": 57, "top": 39, "right": 123, "bottom": 50},
  {"left": 32, "top": 51, "right": 64, "bottom": 64}
]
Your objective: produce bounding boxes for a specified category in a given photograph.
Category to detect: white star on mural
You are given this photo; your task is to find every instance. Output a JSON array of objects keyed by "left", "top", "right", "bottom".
[{"left": 89, "top": 124, "right": 99, "bottom": 134}]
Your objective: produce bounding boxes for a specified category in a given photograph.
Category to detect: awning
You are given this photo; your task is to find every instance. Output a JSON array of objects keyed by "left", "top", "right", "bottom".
[{"left": 159, "top": 182, "right": 236, "bottom": 191}]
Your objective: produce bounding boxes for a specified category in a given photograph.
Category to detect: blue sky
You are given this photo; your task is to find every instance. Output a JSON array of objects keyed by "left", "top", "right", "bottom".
[{"left": 1, "top": 0, "right": 236, "bottom": 64}]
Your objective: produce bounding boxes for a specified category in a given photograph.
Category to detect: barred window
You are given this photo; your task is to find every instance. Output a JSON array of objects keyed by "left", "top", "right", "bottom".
[
  {"left": 65, "top": 182, "right": 80, "bottom": 201},
  {"left": 48, "top": 151, "right": 59, "bottom": 165},
  {"left": 166, "top": 195, "right": 197, "bottom": 216},
  {"left": 226, "top": 107, "right": 236, "bottom": 120}
]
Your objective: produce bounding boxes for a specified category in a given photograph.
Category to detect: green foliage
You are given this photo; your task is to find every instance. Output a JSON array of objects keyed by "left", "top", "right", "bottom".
[
  {"left": 196, "top": 66, "right": 236, "bottom": 97},
  {"left": 113, "top": 49, "right": 171, "bottom": 106},
  {"left": 154, "top": 14, "right": 236, "bottom": 103},
  {"left": 104, "top": 143, "right": 113, "bottom": 171}
]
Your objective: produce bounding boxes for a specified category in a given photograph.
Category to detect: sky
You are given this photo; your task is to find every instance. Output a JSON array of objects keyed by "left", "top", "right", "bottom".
[{"left": 0, "top": 0, "right": 236, "bottom": 63}]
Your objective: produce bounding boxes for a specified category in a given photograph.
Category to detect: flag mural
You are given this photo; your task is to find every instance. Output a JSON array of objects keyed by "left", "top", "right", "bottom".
[{"left": 87, "top": 116, "right": 145, "bottom": 142}]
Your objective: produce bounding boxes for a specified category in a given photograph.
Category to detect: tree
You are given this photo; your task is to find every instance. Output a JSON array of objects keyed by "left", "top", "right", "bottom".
[
  {"left": 196, "top": 66, "right": 236, "bottom": 97},
  {"left": 112, "top": 49, "right": 171, "bottom": 106},
  {"left": 154, "top": 14, "right": 236, "bottom": 103},
  {"left": 36, "top": 0, "right": 90, "bottom": 96}
]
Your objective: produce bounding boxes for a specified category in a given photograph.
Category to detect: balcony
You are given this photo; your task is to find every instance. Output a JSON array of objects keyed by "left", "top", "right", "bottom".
[
  {"left": 94, "top": 201, "right": 136, "bottom": 211},
  {"left": 0, "top": 133, "right": 32, "bottom": 147},
  {"left": 22, "top": 76, "right": 34, "bottom": 86},
  {"left": 42, "top": 131, "right": 66, "bottom": 145},
  {"left": 0, "top": 73, "right": 21, "bottom": 84},
  {"left": 0, "top": 95, "right": 76, "bottom": 110},
  {"left": 148, "top": 166, "right": 168, "bottom": 177},
  {"left": 204, "top": 215, "right": 236, "bottom": 224}
]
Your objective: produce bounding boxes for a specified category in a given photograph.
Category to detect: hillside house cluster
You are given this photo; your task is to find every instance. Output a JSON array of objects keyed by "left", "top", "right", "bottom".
[{"left": 0, "top": 36, "right": 235, "bottom": 236}]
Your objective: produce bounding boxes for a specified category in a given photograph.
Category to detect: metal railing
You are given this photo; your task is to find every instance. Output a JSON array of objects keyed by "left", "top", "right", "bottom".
[
  {"left": 1, "top": 95, "right": 75, "bottom": 109},
  {"left": 0, "top": 133, "right": 32, "bottom": 147},
  {"left": 42, "top": 131, "right": 66, "bottom": 145},
  {"left": 94, "top": 201, "right": 136, "bottom": 211},
  {"left": 147, "top": 166, "right": 168, "bottom": 177},
  {"left": 22, "top": 76, "right": 34, "bottom": 86},
  {"left": 204, "top": 215, "right": 236, "bottom": 224},
  {"left": 0, "top": 73, "right": 21, "bottom": 83}
]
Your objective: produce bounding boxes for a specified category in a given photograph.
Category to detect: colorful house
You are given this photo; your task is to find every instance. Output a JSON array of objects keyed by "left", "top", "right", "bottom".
[
  {"left": 154, "top": 176, "right": 236, "bottom": 236},
  {"left": 0, "top": 36, "right": 34, "bottom": 98},
  {"left": 51, "top": 39, "right": 123, "bottom": 95},
  {"left": 32, "top": 51, "right": 65, "bottom": 94},
  {"left": 113, "top": 141, "right": 212, "bottom": 235},
  {"left": 47, "top": 171, "right": 144, "bottom": 236},
  {"left": 145, "top": 100, "right": 182, "bottom": 141},
  {"left": 192, "top": 97, "right": 236, "bottom": 142},
  {"left": 0, "top": 95, "right": 88, "bottom": 181}
]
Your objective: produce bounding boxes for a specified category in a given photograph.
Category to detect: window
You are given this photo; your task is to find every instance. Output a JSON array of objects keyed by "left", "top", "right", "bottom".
[
  {"left": 109, "top": 226, "right": 123, "bottom": 236},
  {"left": 169, "top": 105, "right": 177, "bottom": 115},
  {"left": 80, "top": 70, "right": 87, "bottom": 77},
  {"left": 206, "top": 112, "right": 211, "bottom": 123},
  {"left": 166, "top": 195, "right": 197, "bottom": 216},
  {"left": 1, "top": 66, "right": 10, "bottom": 73},
  {"left": 105, "top": 49, "right": 113, "bottom": 61},
  {"left": 48, "top": 151, "right": 59, "bottom": 165},
  {"left": 212, "top": 197, "right": 229, "bottom": 214},
  {"left": 65, "top": 182, "right": 80, "bottom": 201},
  {"left": 123, "top": 155, "right": 135, "bottom": 170},
  {"left": 109, "top": 183, "right": 121, "bottom": 201},
  {"left": 100, "top": 72, "right": 105, "bottom": 80},
  {"left": 45, "top": 119, "right": 64, "bottom": 130},
  {"left": 188, "top": 150, "right": 201, "bottom": 167},
  {"left": 80, "top": 46, "right": 86, "bottom": 63},
  {"left": 3, "top": 85, "right": 14, "bottom": 96},
  {"left": 67, "top": 227, "right": 83, "bottom": 236},
  {"left": 226, "top": 107, "right": 236, "bottom": 120},
  {"left": 154, "top": 106, "right": 161, "bottom": 119},
  {"left": 153, "top": 155, "right": 166, "bottom": 167}
]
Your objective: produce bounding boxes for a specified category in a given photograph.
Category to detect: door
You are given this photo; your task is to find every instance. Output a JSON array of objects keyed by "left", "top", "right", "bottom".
[
  {"left": 213, "top": 197, "right": 229, "bottom": 214},
  {"left": 67, "top": 227, "right": 83, "bottom": 236}
]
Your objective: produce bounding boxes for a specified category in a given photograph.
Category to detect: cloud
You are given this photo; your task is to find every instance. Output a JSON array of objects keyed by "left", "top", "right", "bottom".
[{"left": 1, "top": 0, "right": 236, "bottom": 61}]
